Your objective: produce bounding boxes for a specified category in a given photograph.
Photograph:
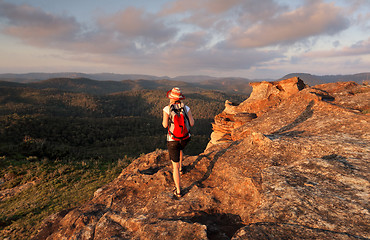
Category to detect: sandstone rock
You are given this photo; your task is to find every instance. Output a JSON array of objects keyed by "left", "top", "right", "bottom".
[
  {"left": 232, "top": 223, "right": 365, "bottom": 240},
  {"left": 232, "top": 82, "right": 369, "bottom": 141},
  {"left": 207, "top": 77, "right": 305, "bottom": 149},
  {"left": 237, "top": 76, "right": 307, "bottom": 116},
  {"left": 224, "top": 100, "right": 239, "bottom": 115},
  {"left": 33, "top": 79, "right": 370, "bottom": 240}
]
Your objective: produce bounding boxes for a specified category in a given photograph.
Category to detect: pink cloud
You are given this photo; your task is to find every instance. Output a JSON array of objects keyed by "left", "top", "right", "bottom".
[
  {"left": 161, "top": 0, "right": 242, "bottom": 15},
  {"left": 160, "top": 0, "right": 245, "bottom": 29},
  {"left": 227, "top": 0, "right": 350, "bottom": 48},
  {"left": 98, "top": 7, "right": 177, "bottom": 44},
  {"left": 0, "top": 1, "right": 80, "bottom": 46},
  {"left": 0, "top": 1, "right": 176, "bottom": 55}
]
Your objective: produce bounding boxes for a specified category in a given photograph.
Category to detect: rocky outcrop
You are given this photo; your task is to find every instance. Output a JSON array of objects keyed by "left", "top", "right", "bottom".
[
  {"left": 32, "top": 78, "right": 369, "bottom": 240},
  {"left": 208, "top": 77, "right": 306, "bottom": 148}
]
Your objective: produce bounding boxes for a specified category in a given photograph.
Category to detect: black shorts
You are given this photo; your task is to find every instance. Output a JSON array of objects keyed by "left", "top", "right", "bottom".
[{"left": 167, "top": 138, "right": 191, "bottom": 163}]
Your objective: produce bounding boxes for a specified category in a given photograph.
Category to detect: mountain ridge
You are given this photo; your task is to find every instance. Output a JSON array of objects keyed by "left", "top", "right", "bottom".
[
  {"left": 280, "top": 72, "right": 370, "bottom": 86},
  {"left": 1, "top": 72, "right": 369, "bottom": 85},
  {"left": 31, "top": 77, "right": 370, "bottom": 239},
  {"left": 1, "top": 72, "right": 369, "bottom": 96},
  {"left": 0, "top": 77, "right": 254, "bottom": 94}
]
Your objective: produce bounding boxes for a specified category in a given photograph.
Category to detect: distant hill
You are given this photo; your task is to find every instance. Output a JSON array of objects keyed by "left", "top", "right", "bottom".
[
  {"left": 0, "top": 72, "right": 167, "bottom": 83},
  {"left": 0, "top": 73, "right": 224, "bottom": 83},
  {"left": 0, "top": 77, "right": 254, "bottom": 95},
  {"left": 280, "top": 72, "right": 370, "bottom": 86},
  {"left": 1, "top": 72, "right": 369, "bottom": 94},
  {"left": 1, "top": 72, "right": 369, "bottom": 86}
]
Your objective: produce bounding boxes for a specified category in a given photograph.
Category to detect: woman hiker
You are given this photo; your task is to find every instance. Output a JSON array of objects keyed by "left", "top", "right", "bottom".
[{"left": 162, "top": 87, "right": 195, "bottom": 198}]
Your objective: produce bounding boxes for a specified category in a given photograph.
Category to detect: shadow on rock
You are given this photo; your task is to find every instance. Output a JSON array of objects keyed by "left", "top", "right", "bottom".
[
  {"left": 188, "top": 211, "right": 245, "bottom": 240},
  {"left": 183, "top": 142, "right": 239, "bottom": 195},
  {"left": 233, "top": 222, "right": 368, "bottom": 240},
  {"left": 273, "top": 100, "right": 314, "bottom": 134}
]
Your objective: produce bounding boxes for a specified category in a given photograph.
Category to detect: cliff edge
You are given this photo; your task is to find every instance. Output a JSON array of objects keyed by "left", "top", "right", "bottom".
[{"left": 33, "top": 77, "right": 370, "bottom": 240}]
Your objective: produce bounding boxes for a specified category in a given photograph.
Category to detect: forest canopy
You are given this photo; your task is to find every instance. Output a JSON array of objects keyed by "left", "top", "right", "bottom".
[{"left": 0, "top": 79, "right": 248, "bottom": 160}]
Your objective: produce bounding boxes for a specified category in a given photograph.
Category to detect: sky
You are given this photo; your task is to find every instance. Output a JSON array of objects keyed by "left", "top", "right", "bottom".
[{"left": 0, "top": 0, "right": 369, "bottom": 79}]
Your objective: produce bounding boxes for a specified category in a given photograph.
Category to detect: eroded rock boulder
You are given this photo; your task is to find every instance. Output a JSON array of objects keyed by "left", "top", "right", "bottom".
[{"left": 208, "top": 77, "right": 306, "bottom": 148}]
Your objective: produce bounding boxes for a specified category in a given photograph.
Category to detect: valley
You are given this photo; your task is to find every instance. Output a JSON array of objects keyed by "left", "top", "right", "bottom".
[{"left": 0, "top": 77, "right": 248, "bottom": 239}]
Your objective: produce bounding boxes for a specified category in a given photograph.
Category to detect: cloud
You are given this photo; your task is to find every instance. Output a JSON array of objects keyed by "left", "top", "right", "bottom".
[
  {"left": 302, "top": 37, "right": 370, "bottom": 58},
  {"left": 98, "top": 7, "right": 177, "bottom": 45},
  {"left": 0, "top": 0, "right": 350, "bottom": 53},
  {"left": 161, "top": 0, "right": 241, "bottom": 15},
  {"left": 160, "top": 0, "right": 284, "bottom": 33},
  {"left": 0, "top": 0, "right": 80, "bottom": 46},
  {"left": 158, "top": 31, "right": 283, "bottom": 73},
  {"left": 226, "top": 0, "right": 350, "bottom": 48},
  {"left": 160, "top": 0, "right": 351, "bottom": 50},
  {"left": 0, "top": 0, "right": 367, "bottom": 77},
  {"left": 0, "top": 1, "right": 177, "bottom": 55},
  {"left": 160, "top": 0, "right": 243, "bottom": 29}
]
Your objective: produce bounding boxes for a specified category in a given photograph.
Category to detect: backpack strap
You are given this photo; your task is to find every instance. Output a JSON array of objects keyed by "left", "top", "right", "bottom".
[
  {"left": 172, "top": 103, "right": 190, "bottom": 125},
  {"left": 182, "top": 106, "right": 190, "bottom": 128}
]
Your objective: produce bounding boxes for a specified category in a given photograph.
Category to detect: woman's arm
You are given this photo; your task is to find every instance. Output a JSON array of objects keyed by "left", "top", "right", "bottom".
[
  {"left": 162, "top": 110, "right": 169, "bottom": 128},
  {"left": 187, "top": 109, "right": 195, "bottom": 127}
]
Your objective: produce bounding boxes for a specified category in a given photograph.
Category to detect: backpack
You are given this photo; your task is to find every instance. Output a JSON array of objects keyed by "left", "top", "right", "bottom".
[{"left": 168, "top": 102, "right": 191, "bottom": 140}]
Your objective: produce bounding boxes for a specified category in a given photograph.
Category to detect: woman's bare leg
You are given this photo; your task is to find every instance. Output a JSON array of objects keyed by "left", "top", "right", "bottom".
[
  {"left": 179, "top": 150, "right": 183, "bottom": 172},
  {"left": 172, "top": 161, "right": 181, "bottom": 195}
]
